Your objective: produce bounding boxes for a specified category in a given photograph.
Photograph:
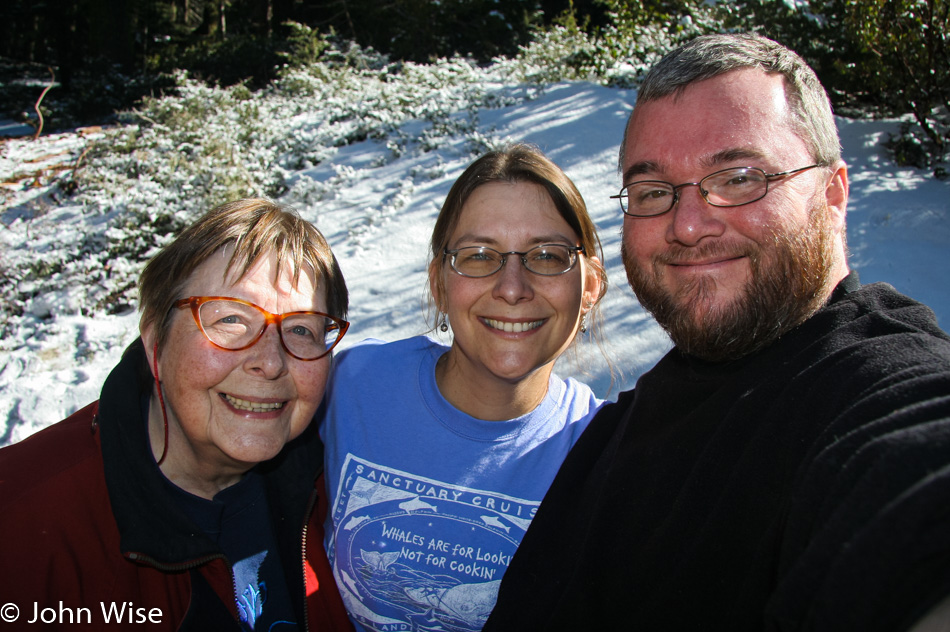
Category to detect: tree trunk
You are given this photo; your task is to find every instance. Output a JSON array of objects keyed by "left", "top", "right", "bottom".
[{"left": 219, "top": 0, "right": 226, "bottom": 37}]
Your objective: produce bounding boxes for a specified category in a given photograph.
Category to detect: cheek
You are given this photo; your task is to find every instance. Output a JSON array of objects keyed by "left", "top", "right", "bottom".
[
  {"left": 160, "top": 337, "right": 235, "bottom": 398},
  {"left": 293, "top": 361, "right": 332, "bottom": 406},
  {"left": 622, "top": 220, "right": 661, "bottom": 259},
  {"left": 442, "top": 275, "right": 480, "bottom": 313},
  {"left": 730, "top": 207, "right": 778, "bottom": 237},
  {"left": 565, "top": 281, "right": 585, "bottom": 317},
  {"left": 736, "top": 190, "right": 810, "bottom": 238},
  {"left": 286, "top": 361, "right": 332, "bottom": 439}
]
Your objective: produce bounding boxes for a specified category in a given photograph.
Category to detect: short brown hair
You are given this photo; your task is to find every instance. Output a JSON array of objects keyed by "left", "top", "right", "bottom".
[
  {"left": 139, "top": 198, "right": 348, "bottom": 351},
  {"left": 620, "top": 33, "right": 840, "bottom": 170}
]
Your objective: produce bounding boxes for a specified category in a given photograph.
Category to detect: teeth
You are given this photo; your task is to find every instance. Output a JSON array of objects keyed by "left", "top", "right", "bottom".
[
  {"left": 225, "top": 394, "right": 285, "bottom": 412},
  {"left": 485, "top": 319, "right": 544, "bottom": 333}
]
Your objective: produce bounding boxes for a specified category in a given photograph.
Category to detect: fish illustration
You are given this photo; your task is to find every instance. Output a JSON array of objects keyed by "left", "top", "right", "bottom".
[
  {"left": 343, "top": 514, "right": 370, "bottom": 530},
  {"left": 480, "top": 515, "right": 511, "bottom": 533},
  {"left": 399, "top": 497, "right": 437, "bottom": 514}
]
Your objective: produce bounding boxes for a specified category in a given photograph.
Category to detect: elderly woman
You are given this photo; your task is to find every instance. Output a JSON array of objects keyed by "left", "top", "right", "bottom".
[
  {"left": 0, "top": 199, "right": 353, "bottom": 631},
  {"left": 320, "top": 144, "right": 609, "bottom": 632}
]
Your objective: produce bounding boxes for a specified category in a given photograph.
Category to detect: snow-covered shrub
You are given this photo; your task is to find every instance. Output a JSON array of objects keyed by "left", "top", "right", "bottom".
[
  {"left": 0, "top": 38, "right": 535, "bottom": 350},
  {"left": 507, "top": 25, "right": 607, "bottom": 84}
]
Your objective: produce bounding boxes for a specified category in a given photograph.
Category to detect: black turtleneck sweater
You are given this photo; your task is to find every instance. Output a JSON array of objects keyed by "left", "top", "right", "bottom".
[{"left": 484, "top": 275, "right": 950, "bottom": 632}]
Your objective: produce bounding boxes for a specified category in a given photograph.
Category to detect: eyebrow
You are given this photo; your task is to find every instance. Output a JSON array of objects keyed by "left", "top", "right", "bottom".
[
  {"left": 622, "top": 148, "right": 770, "bottom": 184},
  {"left": 622, "top": 160, "right": 662, "bottom": 184},
  {"left": 450, "top": 233, "right": 577, "bottom": 248},
  {"left": 707, "top": 148, "right": 768, "bottom": 167}
]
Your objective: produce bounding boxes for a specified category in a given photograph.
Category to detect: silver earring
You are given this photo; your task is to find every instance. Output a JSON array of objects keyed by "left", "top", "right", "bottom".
[
  {"left": 439, "top": 313, "right": 449, "bottom": 332},
  {"left": 580, "top": 314, "right": 588, "bottom": 334}
]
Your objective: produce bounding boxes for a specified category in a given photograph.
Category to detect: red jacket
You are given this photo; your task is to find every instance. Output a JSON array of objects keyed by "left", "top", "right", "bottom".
[{"left": 0, "top": 342, "right": 352, "bottom": 631}]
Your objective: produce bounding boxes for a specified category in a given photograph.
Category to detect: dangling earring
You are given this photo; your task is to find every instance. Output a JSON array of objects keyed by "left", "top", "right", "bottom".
[
  {"left": 580, "top": 313, "right": 589, "bottom": 334},
  {"left": 439, "top": 313, "right": 449, "bottom": 332}
]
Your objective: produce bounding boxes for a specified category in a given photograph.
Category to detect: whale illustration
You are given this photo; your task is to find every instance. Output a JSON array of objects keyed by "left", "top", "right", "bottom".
[{"left": 404, "top": 579, "right": 501, "bottom": 627}]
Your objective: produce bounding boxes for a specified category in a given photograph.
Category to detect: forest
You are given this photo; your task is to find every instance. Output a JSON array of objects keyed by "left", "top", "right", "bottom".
[
  {"left": 0, "top": 0, "right": 600, "bottom": 123},
  {"left": 1, "top": 0, "right": 947, "bottom": 171}
]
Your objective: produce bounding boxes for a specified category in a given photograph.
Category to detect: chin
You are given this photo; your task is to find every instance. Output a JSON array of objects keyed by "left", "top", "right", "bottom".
[
  {"left": 496, "top": 358, "right": 554, "bottom": 382},
  {"left": 226, "top": 435, "right": 292, "bottom": 465}
]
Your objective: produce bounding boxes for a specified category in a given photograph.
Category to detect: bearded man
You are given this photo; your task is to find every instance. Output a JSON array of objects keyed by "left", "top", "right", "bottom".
[{"left": 483, "top": 33, "right": 950, "bottom": 632}]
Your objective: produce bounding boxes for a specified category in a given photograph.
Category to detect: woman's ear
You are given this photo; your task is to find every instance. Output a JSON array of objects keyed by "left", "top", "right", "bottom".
[
  {"left": 581, "top": 255, "right": 605, "bottom": 314},
  {"left": 428, "top": 259, "right": 444, "bottom": 312},
  {"left": 141, "top": 322, "right": 158, "bottom": 378}
]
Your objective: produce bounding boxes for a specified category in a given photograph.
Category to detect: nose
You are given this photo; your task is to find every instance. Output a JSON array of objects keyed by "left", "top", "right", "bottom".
[
  {"left": 667, "top": 184, "right": 726, "bottom": 246},
  {"left": 492, "top": 256, "right": 534, "bottom": 304},
  {"left": 244, "top": 324, "right": 289, "bottom": 378}
]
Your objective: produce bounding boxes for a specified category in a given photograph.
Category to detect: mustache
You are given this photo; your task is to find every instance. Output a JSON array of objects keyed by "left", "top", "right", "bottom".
[{"left": 654, "top": 241, "right": 757, "bottom": 266}]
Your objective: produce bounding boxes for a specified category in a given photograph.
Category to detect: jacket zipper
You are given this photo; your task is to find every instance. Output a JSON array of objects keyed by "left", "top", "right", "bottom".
[
  {"left": 300, "top": 489, "right": 319, "bottom": 632},
  {"left": 128, "top": 491, "right": 318, "bottom": 629}
]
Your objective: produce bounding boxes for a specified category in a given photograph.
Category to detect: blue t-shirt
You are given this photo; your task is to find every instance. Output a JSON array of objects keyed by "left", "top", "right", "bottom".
[{"left": 320, "top": 336, "right": 602, "bottom": 632}]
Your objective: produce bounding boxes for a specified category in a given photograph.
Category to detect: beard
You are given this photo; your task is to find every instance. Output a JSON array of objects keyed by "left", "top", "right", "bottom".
[{"left": 622, "top": 200, "right": 839, "bottom": 363}]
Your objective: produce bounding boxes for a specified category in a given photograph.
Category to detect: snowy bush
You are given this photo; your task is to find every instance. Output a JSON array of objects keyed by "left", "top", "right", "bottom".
[{"left": 0, "top": 37, "right": 542, "bottom": 350}]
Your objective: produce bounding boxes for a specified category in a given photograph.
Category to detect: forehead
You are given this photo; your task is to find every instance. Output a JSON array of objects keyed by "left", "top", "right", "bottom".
[
  {"left": 623, "top": 68, "right": 811, "bottom": 178},
  {"left": 451, "top": 181, "right": 577, "bottom": 243},
  {"left": 185, "top": 247, "right": 324, "bottom": 309}
]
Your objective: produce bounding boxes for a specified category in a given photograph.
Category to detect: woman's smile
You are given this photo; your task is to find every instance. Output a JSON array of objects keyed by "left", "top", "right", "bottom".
[
  {"left": 221, "top": 393, "right": 287, "bottom": 413},
  {"left": 482, "top": 317, "right": 546, "bottom": 334}
]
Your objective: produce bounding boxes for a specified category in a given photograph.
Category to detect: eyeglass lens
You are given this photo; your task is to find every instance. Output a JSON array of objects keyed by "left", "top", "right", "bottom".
[
  {"left": 621, "top": 167, "right": 769, "bottom": 216},
  {"left": 451, "top": 244, "right": 578, "bottom": 277},
  {"left": 197, "top": 299, "right": 344, "bottom": 359}
]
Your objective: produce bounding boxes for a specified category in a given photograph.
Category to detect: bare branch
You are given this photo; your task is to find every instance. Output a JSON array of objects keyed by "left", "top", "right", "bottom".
[{"left": 32, "top": 67, "right": 56, "bottom": 142}]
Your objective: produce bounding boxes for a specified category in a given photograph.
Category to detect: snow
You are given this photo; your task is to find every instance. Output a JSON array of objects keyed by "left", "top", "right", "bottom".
[
  {"left": 1, "top": 81, "right": 948, "bottom": 446},
  {"left": 0, "top": 121, "right": 34, "bottom": 138}
]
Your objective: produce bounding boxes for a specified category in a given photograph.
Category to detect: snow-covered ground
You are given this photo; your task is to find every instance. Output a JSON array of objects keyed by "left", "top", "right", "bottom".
[{"left": 1, "top": 81, "right": 948, "bottom": 446}]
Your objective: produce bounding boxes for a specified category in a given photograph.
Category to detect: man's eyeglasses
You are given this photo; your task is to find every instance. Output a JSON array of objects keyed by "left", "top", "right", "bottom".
[
  {"left": 611, "top": 164, "right": 822, "bottom": 218},
  {"left": 443, "top": 244, "right": 585, "bottom": 278},
  {"left": 174, "top": 296, "right": 349, "bottom": 361}
]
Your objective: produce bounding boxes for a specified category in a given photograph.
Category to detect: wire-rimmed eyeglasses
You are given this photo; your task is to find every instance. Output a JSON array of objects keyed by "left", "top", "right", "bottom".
[
  {"left": 174, "top": 296, "right": 349, "bottom": 361},
  {"left": 443, "top": 244, "right": 586, "bottom": 278},
  {"left": 610, "top": 164, "right": 822, "bottom": 217}
]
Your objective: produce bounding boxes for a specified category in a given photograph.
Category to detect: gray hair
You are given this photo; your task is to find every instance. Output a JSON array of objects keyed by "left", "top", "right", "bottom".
[
  {"left": 140, "top": 198, "right": 348, "bottom": 352},
  {"left": 620, "top": 33, "right": 841, "bottom": 170}
]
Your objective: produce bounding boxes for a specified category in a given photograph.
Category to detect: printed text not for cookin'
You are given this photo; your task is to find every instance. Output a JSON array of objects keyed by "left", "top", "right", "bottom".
[{"left": 0, "top": 601, "right": 163, "bottom": 625}]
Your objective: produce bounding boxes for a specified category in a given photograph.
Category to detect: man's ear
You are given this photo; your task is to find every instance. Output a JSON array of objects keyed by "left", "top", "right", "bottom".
[{"left": 824, "top": 160, "right": 849, "bottom": 234}]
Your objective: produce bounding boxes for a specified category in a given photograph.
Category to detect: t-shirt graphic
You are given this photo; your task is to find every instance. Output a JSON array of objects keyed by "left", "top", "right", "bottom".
[
  {"left": 234, "top": 551, "right": 268, "bottom": 629},
  {"left": 328, "top": 454, "right": 537, "bottom": 632}
]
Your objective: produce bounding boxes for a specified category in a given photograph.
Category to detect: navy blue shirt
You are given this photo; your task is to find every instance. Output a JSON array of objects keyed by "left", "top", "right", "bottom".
[{"left": 166, "top": 469, "right": 299, "bottom": 632}]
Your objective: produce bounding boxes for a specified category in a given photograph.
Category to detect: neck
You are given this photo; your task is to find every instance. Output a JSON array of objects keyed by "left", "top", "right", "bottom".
[
  {"left": 147, "top": 393, "right": 246, "bottom": 500},
  {"left": 434, "top": 351, "right": 550, "bottom": 421},
  {"left": 828, "top": 261, "right": 851, "bottom": 296}
]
